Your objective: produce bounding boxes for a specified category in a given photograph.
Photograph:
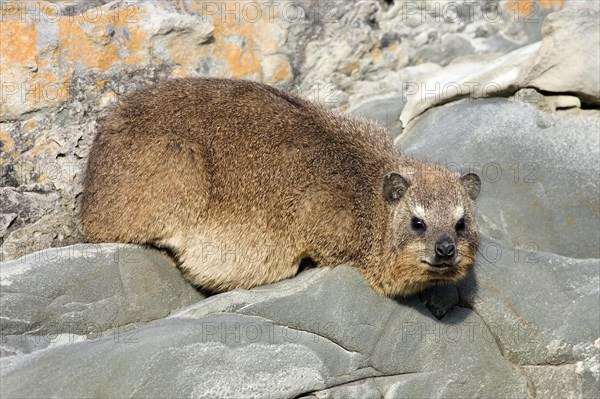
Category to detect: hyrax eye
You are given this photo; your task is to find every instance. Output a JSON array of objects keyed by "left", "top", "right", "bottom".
[
  {"left": 456, "top": 218, "right": 466, "bottom": 233},
  {"left": 411, "top": 217, "right": 426, "bottom": 233}
]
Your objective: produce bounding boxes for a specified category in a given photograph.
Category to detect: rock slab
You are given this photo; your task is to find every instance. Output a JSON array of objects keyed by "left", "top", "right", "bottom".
[{"left": 1, "top": 241, "right": 598, "bottom": 398}]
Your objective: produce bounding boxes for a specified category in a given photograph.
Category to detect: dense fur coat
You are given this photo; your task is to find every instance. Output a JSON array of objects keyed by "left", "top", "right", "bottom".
[{"left": 81, "top": 78, "right": 480, "bottom": 296}]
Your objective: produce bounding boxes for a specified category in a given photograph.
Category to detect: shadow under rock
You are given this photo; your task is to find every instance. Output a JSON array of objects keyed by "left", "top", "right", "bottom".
[{"left": 404, "top": 266, "right": 479, "bottom": 324}]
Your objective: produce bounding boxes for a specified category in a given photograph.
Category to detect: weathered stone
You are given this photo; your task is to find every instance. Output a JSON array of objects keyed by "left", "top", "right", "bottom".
[
  {"left": 414, "top": 33, "right": 475, "bottom": 66},
  {"left": 522, "top": 364, "right": 596, "bottom": 399},
  {"left": 458, "top": 236, "right": 600, "bottom": 397},
  {"left": 0, "top": 211, "right": 81, "bottom": 262},
  {"left": 0, "top": 265, "right": 529, "bottom": 398},
  {"left": 261, "top": 54, "right": 294, "bottom": 83},
  {"left": 347, "top": 92, "right": 406, "bottom": 140},
  {"left": 520, "top": 7, "right": 600, "bottom": 105},
  {"left": 399, "top": 46, "right": 539, "bottom": 126},
  {"left": 0, "top": 187, "right": 60, "bottom": 250},
  {"left": 0, "top": 244, "right": 204, "bottom": 339},
  {"left": 396, "top": 98, "right": 600, "bottom": 259},
  {"left": 399, "top": 6, "right": 600, "bottom": 126}
]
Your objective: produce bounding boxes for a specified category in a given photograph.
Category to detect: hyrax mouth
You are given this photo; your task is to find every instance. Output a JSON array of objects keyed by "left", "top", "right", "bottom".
[{"left": 420, "top": 256, "right": 462, "bottom": 276}]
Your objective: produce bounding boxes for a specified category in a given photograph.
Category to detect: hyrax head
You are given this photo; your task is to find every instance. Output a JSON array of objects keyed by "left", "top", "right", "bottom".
[{"left": 378, "top": 164, "right": 481, "bottom": 297}]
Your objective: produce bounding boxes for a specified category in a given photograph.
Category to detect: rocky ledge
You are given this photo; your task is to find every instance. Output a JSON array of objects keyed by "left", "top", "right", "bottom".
[
  {"left": 1, "top": 2, "right": 599, "bottom": 398},
  {"left": 1, "top": 236, "right": 598, "bottom": 398}
]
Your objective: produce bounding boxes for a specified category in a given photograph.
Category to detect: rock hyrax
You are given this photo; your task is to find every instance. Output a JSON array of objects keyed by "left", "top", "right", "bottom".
[{"left": 81, "top": 78, "right": 481, "bottom": 297}]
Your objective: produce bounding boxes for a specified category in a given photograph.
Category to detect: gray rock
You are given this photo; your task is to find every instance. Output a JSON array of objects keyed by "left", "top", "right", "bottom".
[
  {"left": 399, "top": 43, "right": 541, "bottom": 126},
  {"left": 459, "top": 236, "right": 599, "bottom": 361},
  {"left": 347, "top": 92, "right": 406, "bottom": 140},
  {"left": 2, "top": 242, "right": 597, "bottom": 397},
  {"left": 414, "top": 34, "right": 475, "bottom": 67},
  {"left": 298, "top": 0, "right": 549, "bottom": 110},
  {"left": 520, "top": 8, "right": 600, "bottom": 105},
  {"left": 0, "top": 244, "right": 204, "bottom": 340},
  {"left": 302, "top": 378, "right": 381, "bottom": 399},
  {"left": 458, "top": 235, "right": 600, "bottom": 397},
  {"left": 522, "top": 364, "right": 596, "bottom": 399},
  {"left": 399, "top": 6, "right": 600, "bottom": 126},
  {"left": 1, "top": 211, "right": 81, "bottom": 262},
  {"left": 1, "top": 265, "right": 529, "bottom": 398},
  {"left": 511, "top": 88, "right": 582, "bottom": 112},
  {"left": 144, "top": 2, "right": 215, "bottom": 61},
  {"left": 0, "top": 187, "right": 60, "bottom": 243},
  {"left": 396, "top": 98, "right": 600, "bottom": 259},
  {"left": 1, "top": 315, "right": 333, "bottom": 399}
]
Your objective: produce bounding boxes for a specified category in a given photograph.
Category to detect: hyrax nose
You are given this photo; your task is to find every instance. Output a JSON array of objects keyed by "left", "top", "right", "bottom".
[{"left": 435, "top": 236, "right": 456, "bottom": 259}]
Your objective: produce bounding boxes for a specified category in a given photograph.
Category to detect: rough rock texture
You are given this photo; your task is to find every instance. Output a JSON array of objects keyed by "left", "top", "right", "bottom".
[{"left": 400, "top": 6, "right": 600, "bottom": 126}]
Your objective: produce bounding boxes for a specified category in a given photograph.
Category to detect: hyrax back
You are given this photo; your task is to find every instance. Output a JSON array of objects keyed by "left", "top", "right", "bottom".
[{"left": 81, "top": 78, "right": 481, "bottom": 296}]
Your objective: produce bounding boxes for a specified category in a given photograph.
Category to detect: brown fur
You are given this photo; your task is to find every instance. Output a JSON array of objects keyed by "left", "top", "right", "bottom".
[{"left": 80, "top": 78, "right": 480, "bottom": 297}]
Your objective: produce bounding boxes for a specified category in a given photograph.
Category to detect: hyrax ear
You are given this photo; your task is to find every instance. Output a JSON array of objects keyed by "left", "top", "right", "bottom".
[
  {"left": 460, "top": 173, "right": 481, "bottom": 201},
  {"left": 383, "top": 172, "right": 410, "bottom": 203}
]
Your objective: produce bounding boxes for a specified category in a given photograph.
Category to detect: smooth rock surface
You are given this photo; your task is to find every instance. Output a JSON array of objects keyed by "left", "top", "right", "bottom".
[
  {"left": 520, "top": 7, "right": 600, "bottom": 105},
  {"left": 348, "top": 92, "right": 406, "bottom": 140},
  {"left": 3, "top": 242, "right": 597, "bottom": 398},
  {"left": 396, "top": 98, "right": 600, "bottom": 259},
  {"left": 1, "top": 264, "right": 530, "bottom": 399},
  {"left": 399, "top": 45, "right": 540, "bottom": 126},
  {"left": 0, "top": 244, "right": 204, "bottom": 339},
  {"left": 459, "top": 236, "right": 600, "bottom": 365}
]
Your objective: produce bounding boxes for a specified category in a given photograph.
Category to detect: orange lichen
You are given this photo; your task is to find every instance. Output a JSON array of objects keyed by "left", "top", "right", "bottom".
[
  {"left": 0, "top": 18, "right": 37, "bottom": 67},
  {"left": 24, "top": 120, "right": 36, "bottom": 131},
  {"left": 57, "top": 18, "right": 119, "bottom": 72},
  {"left": 340, "top": 62, "right": 359, "bottom": 75},
  {"left": 272, "top": 59, "right": 292, "bottom": 82},
  {"left": 118, "top": 24, "right": 149, "bottom": 66},
  {"left": 206, "top": 3, "right": 272, "bottom": 78},
  {"left": 504, "top": 0, "right": 565, "bottom": 15},
  {"left": 166, "top": 38, "right": 202, "bottom": 66},
  {"left": 371, "top": 47, "right": 382, "bottom": 64},
  {"left": 170, "top": 67, "right": 194, "bottom": 78},
  {"left": 23, "top": 71, "right": 69, "bottom": 108},
  {"left": 566, "top": 215, "right": 574, "bottom": 227},
  {"left": 538, "top": 0, "right": 566, "bottom": 9},
  {"left": 56, "top": 0, "right": 151, "bottom": 71},
  {"left": 29, "top": 144, "right": 42, "bottom": 157},
  {"left": 0, "top": 129, "right": 16, "bottom": 156}
]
